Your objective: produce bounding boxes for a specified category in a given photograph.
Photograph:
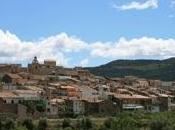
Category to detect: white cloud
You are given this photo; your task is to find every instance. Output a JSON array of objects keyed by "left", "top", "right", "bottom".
[
  {"left": 1, "top": 29, "right": 175, "bottom": 67},
  {"left": 0, "top": 29, "right": 87, "bottom": 66},
  {"left": 90, "top": 37, "right": 175, "bottom": 59},
  {"left": 113, "top": 0, "right": 158, "bottom": 11},
  {"left": 170, "top": 0, "right": 175, "bottom": 8},
  {"left": 79, "top": 59, "right": 89, "bottom": 67}
]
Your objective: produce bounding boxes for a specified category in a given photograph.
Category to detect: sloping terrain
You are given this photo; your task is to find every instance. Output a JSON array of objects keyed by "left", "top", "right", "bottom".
[{"left": 86, "top": 58, "right": 175, "bottom": 81}]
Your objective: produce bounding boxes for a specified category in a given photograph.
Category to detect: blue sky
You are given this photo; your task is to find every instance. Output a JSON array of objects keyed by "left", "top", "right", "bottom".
[{"left": 0, "top": 0, "right": 175, "bottom": 67}]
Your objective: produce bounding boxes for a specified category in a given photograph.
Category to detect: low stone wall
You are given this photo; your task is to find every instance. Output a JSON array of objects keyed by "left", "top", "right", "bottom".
[{"left": 0, "top": 103, "right": 27, "bottom": 119}]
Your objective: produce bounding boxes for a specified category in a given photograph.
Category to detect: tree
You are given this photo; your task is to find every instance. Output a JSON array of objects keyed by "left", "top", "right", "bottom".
[
  {"left": 3, "top": 118, "right": 15, "bottom": 130},
  {"left": 36, "top": 100, "right": 46, "bottom": 112},
  {"left": 85, "top": 118, "right": 92, "bottom": 130},
  {"left": 62, "top": 118, "right": 71, "bottom": 129},
  {"left": 15, "top": 126, "right": 28, "bottom": 130},
  {"left": 74, "top": 119, "right": 81, "bottom": 130},
  {"left": 64, "top": 127, "right": 73, "bottom": 130},
  {"left": 22, "top": 118, "right": 34, "bottom": 130},
  {"left": 150, "top": 120, "right": 168, "bottom": 130},
  {"left": 37, "top": 119, "right": 48, "bottom": 130},
  {"left": 81, "top": 118, "right": 93, "bottom": 130},
  {"left": 0, "top": 119, "right": 2, "bottom": 130},
  {"left": 22, "top": 101, "right": 35, "bottom": 114},
  {"left": 104, "top": 117, "right": 114, "bottom": 129},
  {"left": 109, "top": 112, "right": 140, "bottom": 130}
]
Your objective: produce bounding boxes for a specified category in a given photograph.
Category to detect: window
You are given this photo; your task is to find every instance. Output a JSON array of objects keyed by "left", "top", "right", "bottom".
[{"left": 47, "top": 108, "right": 50, "bottom": 112}]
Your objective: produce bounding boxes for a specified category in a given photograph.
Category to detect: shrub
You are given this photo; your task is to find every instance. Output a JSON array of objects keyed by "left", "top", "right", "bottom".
[
  {"left": 37, "top": 119, "right": 48, "bottom": 130},
  {"left": 64, "top": 127, "right": 73, "bottom": 130},
  {"left": 22, "top": 118, "right": 34, "bottom": 130},
  {"left": 81, "top": 118, "right": 93, "bottom": 130},
  {"left": 62, "top": 118, "right": 71, "bottom": 129},
  {"left": 15, "top": 126, "right": 28, "bottom": 130},
  {"left": 3, "top": 118, "right": 15, "bottom": 130},
  {"left": 150, "top": 120, "right": 168, "bottom": 130},
  {"left": 36, "top": 100, "right": 46, "bottom": 112},
  {"left": 104, "top": 117, "right": 114, "bottom": 129}
]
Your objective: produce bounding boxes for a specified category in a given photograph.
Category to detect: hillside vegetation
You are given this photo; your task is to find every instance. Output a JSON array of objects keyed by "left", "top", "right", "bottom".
[
  {"left": 87, "top": 58, "right": 175, "bottom": 81},
  {"left": 1, "top": 111, "right": 175, "bottom": 130}
]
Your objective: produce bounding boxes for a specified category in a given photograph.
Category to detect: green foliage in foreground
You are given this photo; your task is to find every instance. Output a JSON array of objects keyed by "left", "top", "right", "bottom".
[
  {"left": 2, "top": 111, "right": 175, "bottom": 130},
  {"left": 21, "top": 100, "right": 46, "bottom": 114}
]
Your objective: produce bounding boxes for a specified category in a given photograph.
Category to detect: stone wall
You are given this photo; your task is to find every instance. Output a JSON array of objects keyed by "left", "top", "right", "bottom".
[{"left": 0, "top": 104, "right": 27, "bottom": 119}]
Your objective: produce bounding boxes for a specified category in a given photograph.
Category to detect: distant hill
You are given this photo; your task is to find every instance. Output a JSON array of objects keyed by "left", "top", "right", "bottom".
[{"left": 86, "top": 58, "right": 175, "bottom": 81}]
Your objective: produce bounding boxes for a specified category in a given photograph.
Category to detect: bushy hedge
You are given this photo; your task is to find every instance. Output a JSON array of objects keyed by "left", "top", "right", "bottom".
[{"left": 2, "top": 111, "right": 175, "bottom": 130}]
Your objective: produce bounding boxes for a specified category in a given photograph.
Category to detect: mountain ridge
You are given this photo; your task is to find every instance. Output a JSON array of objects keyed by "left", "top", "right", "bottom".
[{"left": 86, "top": 58, "right": 175, "bottom": 81}]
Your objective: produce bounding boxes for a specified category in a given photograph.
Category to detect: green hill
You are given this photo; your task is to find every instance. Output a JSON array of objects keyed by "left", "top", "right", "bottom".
[{"left": 86, "top": 58, "right": 175, "bottom": 81}]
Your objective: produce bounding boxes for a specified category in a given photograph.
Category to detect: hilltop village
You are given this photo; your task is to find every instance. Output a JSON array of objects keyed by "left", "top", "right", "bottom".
[{"left": 0, "top": 57, "right": 175, "bottom": 119}]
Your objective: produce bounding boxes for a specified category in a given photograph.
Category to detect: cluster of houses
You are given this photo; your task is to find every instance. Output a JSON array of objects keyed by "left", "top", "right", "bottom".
[{"left": 0, "top": 57, "right": 175, "bottom": 118}]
